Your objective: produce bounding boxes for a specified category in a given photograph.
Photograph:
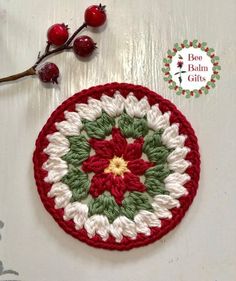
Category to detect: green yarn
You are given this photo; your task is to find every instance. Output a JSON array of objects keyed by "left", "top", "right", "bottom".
[
  {"left": 143, "top": 130, "right": 173, "bottom": 163},
  {"left": 145, "top": 164, "right": 172, "bottom": 183},
  {"left": 83, "top": 112, "right": 115, "bottom": 139},
  {"left": 88, "top": 191, "right": 154, "bottom": 223},
  {"left": 144, "top": 146, "right": 171, "bottom": 163},
  {"left": 118, "top": 113, "right": 148, "bottom": 138},
  {"left": 143, "top": 130, "right": 164, "bottom": 150},
  {"left": 62, "top": 135, "right": 90, "bottom": 166},
  {"left": 61, "top": 166, "right": 90, "bottom": 201},
  {"left": 59, "top": 112, "right": 174, "bottom": 221},
  {"left": 121, "top": 192, "right": 153, "bottom": 220},
  {"left": 144, "top": 177, "right": 169, "bottom": 196},
  {"left": 88, "top": 193, "right": 120, "bottom": 223},
  {"left": 144, "top": 164, "right": 171, "bottom": 197}
]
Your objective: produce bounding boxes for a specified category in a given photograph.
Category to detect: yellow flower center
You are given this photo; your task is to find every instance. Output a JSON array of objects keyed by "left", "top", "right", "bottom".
[{"left": 104, "top": 156, "right": 129, "bottom": 176}]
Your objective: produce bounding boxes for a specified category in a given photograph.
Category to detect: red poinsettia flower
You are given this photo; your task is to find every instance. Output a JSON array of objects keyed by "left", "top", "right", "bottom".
[
  {"left": 82, "top": 128, "right": 153, "bottom": 205},
  {"left": 177, "top": 60, "right": 183, "bottom": 68}
]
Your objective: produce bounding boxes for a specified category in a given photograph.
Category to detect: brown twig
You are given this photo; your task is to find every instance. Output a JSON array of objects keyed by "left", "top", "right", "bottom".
[
  {"left": 0, "top": 67, "right": 36, "bottom": 82},
  {"left": 0, "top": 22, "right": 87, "bottom": 84}
]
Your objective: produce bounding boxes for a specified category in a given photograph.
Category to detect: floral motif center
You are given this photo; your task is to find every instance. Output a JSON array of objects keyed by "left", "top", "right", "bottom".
[{"left": 104, "top": 156, "right": 129, "bottom": 176}]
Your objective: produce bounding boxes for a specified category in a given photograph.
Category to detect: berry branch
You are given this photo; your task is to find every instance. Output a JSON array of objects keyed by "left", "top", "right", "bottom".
[
  {"left": 32, "top": 23, "right": 87, "bottom": 70},
  {"left": 0, "top": 4, "right": 106, "bottom": 85}
]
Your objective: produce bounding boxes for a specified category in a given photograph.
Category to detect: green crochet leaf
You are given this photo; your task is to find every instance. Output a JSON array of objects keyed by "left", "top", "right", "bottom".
[
  {"left": 118, "top": 113, "right": 148, "bottom": 138},
  {"left": 61, "top": 166, "right": 90, "bottom": 201},
  {"left": 83, "top": 112, "right": 115, "bottom": 139},
  {"left": 146, "top": 146, "right": 171, "bottom": 163},
  {"left": 144, "top": 163, "right": 171, "bottom": 197},
  {"left": 143, "top": 130, "right": 172, "bottom": 163},
  {"left": 144, "top": 177, "right": 169, "bottom": 197},
  {"left": 121, "top": 192, "right": 154, "bottom": 221},
  {"left": 143, "top": 130, "right": 164, "bottom": 149},
  {"left": 88, "top": 191, "right": 155, "bottom": 223},
  {"left": 145, "top": 164, "right": 172, "bottom": 183},
  {"left": 88, "top": 193, "right": 120, "bottom": 223},
  {"left": 62, "top": 135, "right": 90, "bottom": 166}
]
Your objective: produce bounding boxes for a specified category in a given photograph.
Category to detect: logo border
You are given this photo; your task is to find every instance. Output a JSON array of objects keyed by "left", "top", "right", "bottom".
[{"left": 162, "top": 39, "right": 221, "bottom": 98}]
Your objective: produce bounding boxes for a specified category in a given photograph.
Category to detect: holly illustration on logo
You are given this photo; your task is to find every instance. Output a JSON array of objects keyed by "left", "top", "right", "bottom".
[
  {"left": 162, "top": 39, "right": 221, "bottom": 98},
  {"left": 33, "top": 83, "right": 200, "bottom": 250}
]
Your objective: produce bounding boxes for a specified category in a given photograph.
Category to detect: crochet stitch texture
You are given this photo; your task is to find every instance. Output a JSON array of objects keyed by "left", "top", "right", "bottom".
[{"left": 33, "top": 83, "right": 200, "bottom": 250}]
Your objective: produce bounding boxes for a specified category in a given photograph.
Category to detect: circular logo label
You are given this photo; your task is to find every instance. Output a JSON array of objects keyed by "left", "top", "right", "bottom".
[{"left": 162, "top": 40, "right": 221, "bottom": 98}]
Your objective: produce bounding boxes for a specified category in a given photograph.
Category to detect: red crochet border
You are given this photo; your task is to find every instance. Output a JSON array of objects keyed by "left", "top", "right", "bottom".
[{"left": 33, "top": 82, "right": 200, "bottom": 251}]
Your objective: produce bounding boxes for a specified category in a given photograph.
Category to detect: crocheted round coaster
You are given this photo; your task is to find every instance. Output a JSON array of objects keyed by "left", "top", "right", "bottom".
[{"left": 33, "top": 83, "right": 200, "bottom": 250}]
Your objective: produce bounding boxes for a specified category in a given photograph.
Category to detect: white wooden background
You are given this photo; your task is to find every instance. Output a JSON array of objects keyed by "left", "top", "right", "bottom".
[{"left": 0, "top": 0, "right": 236, "bottom": 280}]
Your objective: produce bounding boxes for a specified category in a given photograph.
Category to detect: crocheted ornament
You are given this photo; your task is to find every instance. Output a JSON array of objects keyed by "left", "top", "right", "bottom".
[{"left": 33, "top": 83, "right": 200, "bottom": 250}]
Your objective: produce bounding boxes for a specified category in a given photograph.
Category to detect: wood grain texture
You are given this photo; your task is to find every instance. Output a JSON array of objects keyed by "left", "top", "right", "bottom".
[{"left": 0, "top": 0, "right": 235, "bottom": 280}]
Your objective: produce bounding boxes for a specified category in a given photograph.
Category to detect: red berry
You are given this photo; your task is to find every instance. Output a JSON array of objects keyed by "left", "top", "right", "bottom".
[
  {"left": 73, "top": 36, "right": 96, "bottom": 57},
  {"left": 38, "top": 63, "right": 59, "bottom": 84},
  {"left": 84, "top": 4, "right": 106, "bottom": 27},
  {"left": 47, "top": 23, "right": 69, "bottom": 46}
]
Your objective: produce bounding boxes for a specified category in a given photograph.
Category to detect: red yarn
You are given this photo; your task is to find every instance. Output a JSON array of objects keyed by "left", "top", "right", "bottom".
[
  {"left": 89, "top": 172, "right": 145, "bottom": 205},
  {"left": 82, "top": 155, "right": 109, "bottom": 173},
  {"left": 89, "top": 138, "right": 114, "bottom": 159},
  {"left": 123, "top": 172, "right": 146, "bottom": 193},
  {"left": 111, "top": 128, "right": 128, "bottom": 157},
  {"left": 82, "top": 128, "right": 150, "bottom": 204},
  {"left": 123, "top": 138, "right": 144, "bottom": 161},
  {"left": 33, "top": 82, "right": 201, "bottom": 251},
  {"left": 127, "top": 159, "right": 153, "bottom": 175}
]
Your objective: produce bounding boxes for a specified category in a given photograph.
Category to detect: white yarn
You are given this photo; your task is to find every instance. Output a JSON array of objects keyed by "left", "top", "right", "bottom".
[
  {"left": 154, "top": 194, "right": 180, "bottom": 208},
  {"left": 134, "top": 210, "right": 161, "bottom": 236},
  {"left": 147, "top": 105, "right": 170, "bottom": 131},
  {"left": 164, "top": 172, "right": 190, "bottom": 185},
  {"left": 74, "top": 212, "right": 88, "bottom": 230},
  {"left": 110, "top": 216, "right": 137, "bottom": 242},
  {"left": 162, "top": 124, "right": 186, "bottom": 148},
  {"left": 44, "top": 132, "right": 70, "bottom": 157},
  {"left": 63, "top": 202, "right": 87, "bottom": 220},
  {"left": 64, "top": 111, "right": 83, "bottom": 127},
  {"left": 55, "top": 121, "right": 80, "bottom": 136},
  {"left": 168, "top": 159, "right": 191, "bottom": 174},
  {"left": 164, "top": 173, "right": 189, "bottom": 198},
  {"left": 76, "top": 98, "right": 102, "bottom": 121},
  {"left": 43, "top": 92, "right": 193, "bottom": 242},
  {"left": 100, "top": 91, "right": 125, "bottom": 117},
  {"left": 43, "top": 157, "right": 68, "bottom": 183},
  {"left": 63, "top": 202, "right": 89, "bottom": 230},
  {"left": 84, "top": 215, "right": 110, "bottom": 241},
  {"left": 167, "top": 147, "right": 190, "bottom": 163},
  {"left": 48, "top": 182, "right": 72, "bottom": 209},
  {"left": 165, "top": 182, "right": 188, "bottom": 198},
  {"left": 152, "top": 195, "right": 180, "bottom": 219},
  {"left": 124, "top": 93, "right": 150, "bottom": 118}
]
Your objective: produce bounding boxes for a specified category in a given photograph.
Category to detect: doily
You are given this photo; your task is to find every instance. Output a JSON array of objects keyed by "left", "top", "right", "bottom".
[{"left": 33, "top": 83, "right": 200, "bottom": 250}]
